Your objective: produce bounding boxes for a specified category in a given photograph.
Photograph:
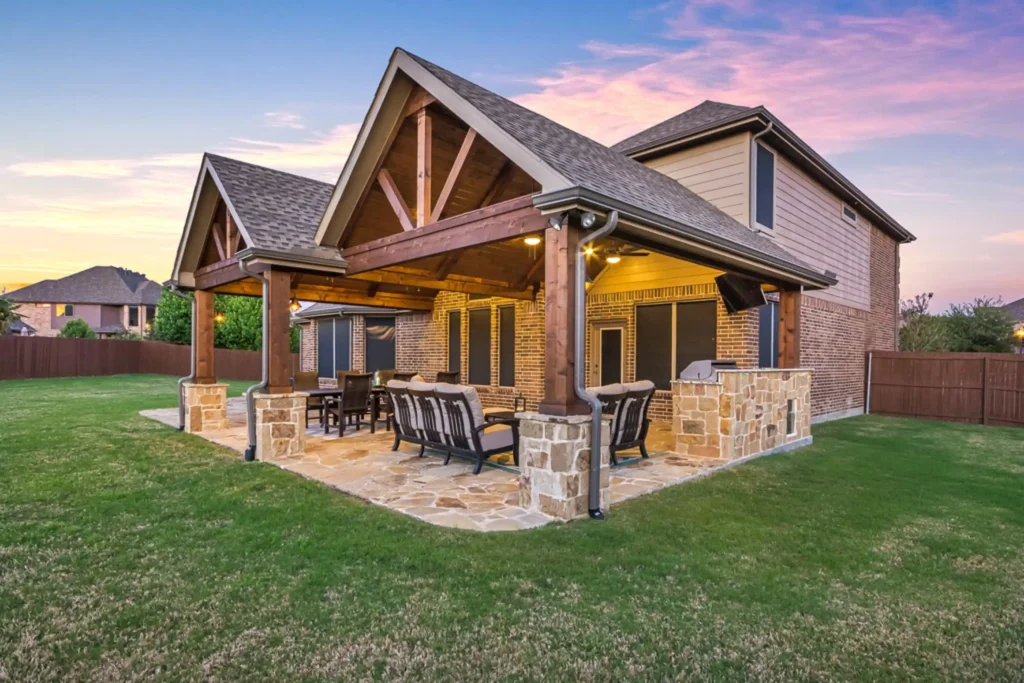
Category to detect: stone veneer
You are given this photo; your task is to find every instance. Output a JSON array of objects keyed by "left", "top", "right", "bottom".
[
  {"left": 673, "top": 369, "right": 812, "bottom": 461},
  {"left": 182, "top": 382, "right": 228, "bottom": 433},
  {"left": 254, "top": 392, "right": 307, "bottom": 461},
  {"left": 517, "top": 412, "right": 610, "bottom": 521}
]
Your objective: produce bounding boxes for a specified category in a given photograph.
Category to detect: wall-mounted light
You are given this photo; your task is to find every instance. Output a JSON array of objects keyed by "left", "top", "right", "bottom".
[
  {"left": 547, "top": 214, "right": 563, "bottom": 230},
  {"left": 584, "top": 246, "right": 595, "bottom": 256},
  {"left": 214, "top": 312, "right": 226, "bottom": 324},
  {"left": 524, "top": 236, "right": 541, "bottom": 246},
  {"left": 605, "top": 255, "right": 621, "bottom": 264},
  {"left": 289, "top": 299, "right": 301, "bottom": 313},
  {"left": 581, "top": 212, "right": 598, "bottom": 228}
]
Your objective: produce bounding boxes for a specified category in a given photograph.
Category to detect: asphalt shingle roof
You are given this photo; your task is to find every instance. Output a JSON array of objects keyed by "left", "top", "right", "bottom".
[
  {"left": 205, "top": 154, "right": 338, "bottom": 259},
  {"left": 7, "top": 266, "right": 163, "bottom": 305},
  {"left": 1002, "top": 297, "right": 1024, "bottom": 323},
  {"left": 611, "top": 101, "right": 752, "bottom": 155},
  {"left": 404, "top": 51, "right": 823, "bottom": 280}
]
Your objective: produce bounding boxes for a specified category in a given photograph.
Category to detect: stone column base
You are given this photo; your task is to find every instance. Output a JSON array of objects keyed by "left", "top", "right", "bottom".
[
  {"left": 254, "top": 392, "right": 308, "bottom": 461},
  {"left": 182, "top": 382, "right": 228, "bottom": 433},
  {"left": 517, "top": 412, "right": 610, "bottom": 521}
]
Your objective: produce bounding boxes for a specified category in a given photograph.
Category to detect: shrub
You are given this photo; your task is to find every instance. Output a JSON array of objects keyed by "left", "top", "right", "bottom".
[{"left": 58, "top": 319, "right": 96, "bottom": 339}]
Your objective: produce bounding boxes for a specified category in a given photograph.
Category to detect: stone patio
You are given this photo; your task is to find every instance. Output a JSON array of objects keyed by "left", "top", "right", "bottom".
[{"left": 141, "top": 397, "right": 725, "bottom": 531}]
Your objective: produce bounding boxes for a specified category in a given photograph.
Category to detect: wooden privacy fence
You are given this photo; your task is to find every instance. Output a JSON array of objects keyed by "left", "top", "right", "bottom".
[
  {"left": 0, "top": 336, "right": 299, "bottom": 382},
  {"left": 867, "top": 351, "right": 1024, "bottom": 427}
]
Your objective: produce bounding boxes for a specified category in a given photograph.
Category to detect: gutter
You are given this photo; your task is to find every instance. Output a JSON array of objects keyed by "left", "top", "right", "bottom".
[
  {"left": 238, "top": 261, "right": 270, "bottom": 461},
  {"left": 533, "top": 187, "right": 837, "bottom": 289},
  {"left": 166, "top": 282, "right": 195, "bottom": 431},
  {"left": 234, "top": 247, "right": 349, "bottom": 274},
  {"left": 573, "top": 210, "right": 620, "bottom": 520}
]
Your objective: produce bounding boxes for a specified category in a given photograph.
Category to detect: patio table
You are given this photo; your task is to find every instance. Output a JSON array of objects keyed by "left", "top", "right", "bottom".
[{"left": 304, "top": 388, "right": 344, "bottom": 434}]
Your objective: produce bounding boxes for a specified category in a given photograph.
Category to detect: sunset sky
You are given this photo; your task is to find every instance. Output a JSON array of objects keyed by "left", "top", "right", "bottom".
[{"left": 2, "top": 0, "right": 1022, "bottom": 310}]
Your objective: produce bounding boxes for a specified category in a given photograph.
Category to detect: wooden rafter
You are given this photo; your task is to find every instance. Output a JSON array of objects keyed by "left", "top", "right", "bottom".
[
  {"left": 347, "top": 267, "right": 535, "bottom": 301},
  {"left": 416, "top": 109, "right": 432, "bottom": 228},
  {"left": 480, "top": 161, "right": 514, "bottom": 207},
  {"left": 342, "top": 195, "right": 545, "bottom": 275},
  {"left": 215, "top": 279, "right": 436, "bottom": 311},
  {"left": 516, "top": 253, "right": 545, "bottom": 289},
  {"left": 402, "top": 88, "right": 436, "bottom": 118},
  {"left": 377, "top": 168, "right": 415, "bottom": 232},
  {"left": 433, "top": 250, "right": 462, "bottom": 279},
  {"left": 430, "top": 128, "right": 477, "bottom": 224},
  {"left": 210, "top": 223, "right": 226, "bottom": 260}
]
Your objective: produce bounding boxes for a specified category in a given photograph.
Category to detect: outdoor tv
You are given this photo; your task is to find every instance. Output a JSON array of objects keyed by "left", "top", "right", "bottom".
[{"left": 715, "top": 273, "right": 767, "bottom": 313}]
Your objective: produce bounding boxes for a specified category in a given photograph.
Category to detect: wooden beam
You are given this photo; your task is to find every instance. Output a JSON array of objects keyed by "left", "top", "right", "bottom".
[
  {"left": 347, "top": 268, "right": 535, "bottom": 300},
  {"left": 343, "top": 195, "right": 544, "bottom": 275},
  {"left": 265, "top": 269, "right": 293, "bottom": 394},
  {"left": 402, "top": 89, "right": 436, "bottom": 118},
  {"left": 224, "top": 212, "right": 235, "bottom": 258},
  {"left": 416, "top": 109, "right": 432, "bottom": 228},
  {"left": 377, "top": 168, "right": 415, "bottom": 232},
  {"left": 430, "top": 128, "right": 477, "bottom": 223},
  {"left": 214, "top": 279, "right": 436, "bottom": 311},
  {"left": 480, "top": 161, "right": 514, "bottom": 207},
  {"left": 516, "top": 253, "right": 545, "bottom": 289},
  {"left": 778, "top": 290, "right": 802, "bottom": 368},
  {"left": 194, "top": 257, "right": 244, "bottom": 290},
  {"left": 194, "top": 289, "right": 216, "bottom": 384},
  {"left": 538, "top": 218, "right": 589, "bottom": 416},
  {"left": 210, "top": 223, "right": 226, "bottom": 261}
]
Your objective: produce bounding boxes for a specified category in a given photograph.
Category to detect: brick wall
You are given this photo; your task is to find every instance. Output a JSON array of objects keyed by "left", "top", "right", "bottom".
[
  {"left": 18, "top": 303, "right": 55, "bottom": 337},
  {"left": 299, "top": 321, "right": 315, "bottom": 371},
  {"left": 867, "top": 225, "right": 899, "bottom": 352}
]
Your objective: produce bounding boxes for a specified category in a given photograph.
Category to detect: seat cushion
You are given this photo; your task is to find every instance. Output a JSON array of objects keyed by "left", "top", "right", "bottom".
[
  {"left": 586, "top": 383, "right": 626, "bottom": 397},
  {"left": 479, "top": 426, "right": 514, "bottom": 452},
  {"left": 623, "top": 380, "right": 656, "bottom": 393},
  {"left": 386, "top": 379, "right": 410, "bottom": 389},
  {"left": 435, "top": 383, "right": 486, "bottom": 427}
]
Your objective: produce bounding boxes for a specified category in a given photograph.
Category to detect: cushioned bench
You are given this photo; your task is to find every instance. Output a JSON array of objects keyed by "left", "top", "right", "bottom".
[
  {"left": 586, "top": 380, "right": 656, "bottom": 465},
  {"left": 385, "top": 380, "right": 519, "bottom": 474}
]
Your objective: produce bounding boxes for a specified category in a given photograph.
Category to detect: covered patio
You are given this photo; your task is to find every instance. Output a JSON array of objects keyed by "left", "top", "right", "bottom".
[{"left": 162, "top": 48, "right": 828, "bottom": 524}]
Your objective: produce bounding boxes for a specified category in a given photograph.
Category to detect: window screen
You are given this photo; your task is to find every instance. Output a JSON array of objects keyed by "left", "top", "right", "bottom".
[
  {"left": 498, "top": 306, "right": 515, "bottom": 387},
  {"left": 468, "top": 307, "right": 491, "bottom": 385},
  {"left": 675, "top": 300, "right": 717, "bottom": 377},
  {"left": 448, "top": 310, "right": 461, "bottom": 373},
  {"left": 755, "top": 143, "right": 775, "bottom": 229},
  {"left": 128, "top": 305, "right": 139, "bottom": 327},
  {"left": 600, "top": 328, "right": 623, "bottom": 386},
  {"left": 334, "top": 319, "right": 351, "bottom": 374},
  {"left": 364, "top": 316, "right": 396, "bottom": 373},
  {"left": 316, "top": 318, "right": 351, "bottom": 378},
  {"left": 635, "top": 303, "right": 673, "bottom": 390},
  {"left": 758, "top": 302, "right": 779, "bottom": 368}
]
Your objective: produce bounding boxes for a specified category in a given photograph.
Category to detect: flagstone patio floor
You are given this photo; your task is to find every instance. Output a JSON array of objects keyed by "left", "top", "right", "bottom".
[{"left": 141, "top": 397, "right": 724, "bottom": 531}]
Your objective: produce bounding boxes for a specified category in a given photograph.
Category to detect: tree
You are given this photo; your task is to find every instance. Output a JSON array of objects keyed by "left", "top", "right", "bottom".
[
  {"left": 944, "top": 297, "right": 1015, "bottom": 353},
  {"left": 58, "top": 319, "right": 96, "bottom": 339},
  {"left": 899, "top": 292, "right": 946, "bottom": 352},
  {"left": 150, "top": 288, "right": 193, "bottom": 345},
  {"left": 0, "top": 294, "right": 22, "bottom": 335}
]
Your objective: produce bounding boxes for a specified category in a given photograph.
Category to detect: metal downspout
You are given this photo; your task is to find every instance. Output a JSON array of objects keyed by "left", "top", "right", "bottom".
[
  {"left": 167, "top": 284, "right": 196, "bottom": 431},
  {"left": 749, "top": 121, "right": 774, "bottom": 230},
  {"left": 574, "top": 210, "right": 619, "bottom": 520},
  {"left": 238, "top": 262, "right": 269, "bottom": 462}
]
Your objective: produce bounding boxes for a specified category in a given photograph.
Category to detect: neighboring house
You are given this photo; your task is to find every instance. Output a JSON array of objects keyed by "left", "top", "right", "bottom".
[
  {"left": 169, "top": 49, "right": 915, "bottom": 424},
  {"left": 7, "top": 320, "right": 36, "bottom": 336},
  {"left": 1003, "top": 297, "right": 1024, "bottom": 352},
  {"left": 6, "top": 266, "right": 163, "bottom": 338}
]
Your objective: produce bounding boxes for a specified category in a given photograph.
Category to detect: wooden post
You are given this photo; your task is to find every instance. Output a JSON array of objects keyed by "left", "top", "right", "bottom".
[
  {"left": 538, "top": 218, "right": 589, "bottom": 416},
  {"left": 778, "top": 289, "right": 802, "bottom": 369},
  {"left": 194, "top": 289, "right": 216, "bottom": 383},
  {"left": 416, "top": 109, "right": 431, "bottom": 228},
  {"left": 266, "top": 269, "right": 293, "bottom": 394},
  {"left": 982, "top": 355, "right": 990, "bottom": 425}
]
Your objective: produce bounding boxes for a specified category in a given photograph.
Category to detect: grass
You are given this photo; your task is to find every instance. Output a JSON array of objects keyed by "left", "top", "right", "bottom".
[{"left": 1, "top": 374, "right": 1023, "bottom": 682}]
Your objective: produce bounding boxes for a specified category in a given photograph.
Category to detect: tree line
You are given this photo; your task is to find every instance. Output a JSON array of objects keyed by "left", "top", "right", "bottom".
[{"left": 899, "top": 293, "right": 1019, "bottom": 353}]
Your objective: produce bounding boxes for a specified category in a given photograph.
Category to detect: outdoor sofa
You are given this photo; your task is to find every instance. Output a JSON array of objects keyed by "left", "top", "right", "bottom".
[{"left": 384, "top": 380, "right": 519, "bottom": 474}]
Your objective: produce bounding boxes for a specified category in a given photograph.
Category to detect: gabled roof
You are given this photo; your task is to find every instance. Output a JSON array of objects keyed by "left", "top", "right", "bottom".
[
  {"left": 612, "top": 101, "right": 752, "bottom": 156},
  {"left": 1002, "top": 297, "right": 1024, "bottom": 323},
  {"left": 611, "top": 100, "right": 915, "bottom": 243},
  {"left": 318, "top": 49, "right": 835, "bottom": 288},
  {"left": 7, "top": 266, "right": 162, "bottom": 305}
]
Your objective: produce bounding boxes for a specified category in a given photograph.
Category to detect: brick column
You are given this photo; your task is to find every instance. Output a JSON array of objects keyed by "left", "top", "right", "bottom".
[
  {"left": 254, "top": 392, "right": 307, "bottom": 460},
  {"left": 182, "top": 382, "right": 228, "bottom": 433},
  {"left": 517, "top": 412, "right": 610, "bottom": 520}
]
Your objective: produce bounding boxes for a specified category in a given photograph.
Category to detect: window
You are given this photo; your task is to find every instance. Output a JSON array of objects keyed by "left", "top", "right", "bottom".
[
  {"left": 316, "top": 317, "right": 351, "bottom": 378},
  {"left": 758, "top": 301, "right": 779, "bottom": 368},
  {"left": 755, "top": 143, "right": 775, "bottom": 230},
  {"left": 598, "top": 327, "right": 623, "bottom": 386},
  {"left": 56, "top": 304, "right": 74, "bottom": 317},
  {"left": 447, "top": 310, "right": 461, "bottom": 373},
  {"left": 468, "top": 307, "right": 491, "bottom": 385},
  {"left": 364, "top": 316, "right": 396, "bottom": 373},
  {"left": 145, "top": 305, "right": 157, "bottom": 324},
  {"left": 842, "top": 204, "right": 858, "bottom": 224},
  {"left": 498, "top": 306, "right": 515, "bottom": 387},
  {"left": 128, "top": 305, "right": 139, "bottom": 327},
  {"left": 786, "top": 399, "right": 796, "bottom": 436},
  {"left": 635, "top": 301, "right": 717, "bottom": 390}
]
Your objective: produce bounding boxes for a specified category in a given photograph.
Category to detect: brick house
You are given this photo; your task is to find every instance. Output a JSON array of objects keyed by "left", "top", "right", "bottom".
[{"left": 7, "top": 266, "right": 162, "bottom": 338}]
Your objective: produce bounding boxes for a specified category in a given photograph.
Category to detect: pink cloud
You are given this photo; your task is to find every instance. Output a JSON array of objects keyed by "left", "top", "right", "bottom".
[{"left": 513, "top": 2, "right": 1024, "bottom": 153}]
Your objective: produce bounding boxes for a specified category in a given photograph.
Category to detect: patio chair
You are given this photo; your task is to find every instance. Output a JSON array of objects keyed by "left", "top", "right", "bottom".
[
  {"left": 326, "top": 372, "right": 372, "bottom": 433},
  {"left": 291, "top": 371, "right": 323, "bottom": 426},
  {"left": 436, "top": 370, "right": 459, "bottom": 384},
  {"left": 587, "top": 380, "right": 656, "bottom": 465},
  {"left": 394, "top": 371, "right": 418, "bottom": 382},
  {"left": 435, "top": 383, "right": 519, "bottom": 474}
]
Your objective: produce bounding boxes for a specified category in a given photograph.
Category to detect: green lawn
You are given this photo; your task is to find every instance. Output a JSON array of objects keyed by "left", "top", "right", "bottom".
[{"left": 1, "top": 375, "right": 1022, "bottom": 682}]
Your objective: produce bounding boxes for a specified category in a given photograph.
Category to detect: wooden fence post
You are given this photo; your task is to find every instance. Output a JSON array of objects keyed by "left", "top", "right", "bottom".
[{"left": 982, "top": 355, "right": 990, "bottom": 425}]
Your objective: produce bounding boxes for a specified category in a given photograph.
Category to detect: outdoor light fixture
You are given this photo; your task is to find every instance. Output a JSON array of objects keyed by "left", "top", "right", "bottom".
[
  {"left": 547, "top": 215, "right": 563, "bottom": 230},
  {"left": 581, "top": 212, "right": 597, "bottom": 229},
  {"left": 606, "top": 255, "right": 622, "bottom": 264},
  {"left": 524, "top": 236, "right": 541, "bottom": 246},
  {"left": 289, "top": 299, "right": 301, "bottom": 313},
  {"left": 214, "top": 312, "right": 226, "bottom": 324},
  {"left": 584, "top": 246, "right": 595, "bottom": 256}
]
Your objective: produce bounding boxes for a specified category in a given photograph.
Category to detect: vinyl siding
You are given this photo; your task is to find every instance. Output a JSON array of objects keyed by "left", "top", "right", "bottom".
[{"left": 644, "top": 133, "right": 751, "bottom": 224}]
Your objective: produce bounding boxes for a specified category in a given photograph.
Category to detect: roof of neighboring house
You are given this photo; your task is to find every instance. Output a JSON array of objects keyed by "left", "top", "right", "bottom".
[
  {"left": 205, "top": 154, "right": 338, "bottom": 259},
  {"left": 1002, "top": 297, "right": 1024, "bottom": 323},
  {"left": 609, "top": 99, "right": 914, "bottom": 243},
  {"left": 94, "top": 323, "right": 127, "bottom": 335},
  {"left": 293, "top": 302, "right": 407, "bottom": 320},
  {"left": 402, "top": 51, "right": 831, "bottom": 286},
  {"left": 7, "top": 320, "right": 35, "bottom": 335},
  {"left": 611, "top": 100, "right": 752, "bottom": 156},
  {"left": 7, "top": 266, "right": 163, "bottom": 306}
]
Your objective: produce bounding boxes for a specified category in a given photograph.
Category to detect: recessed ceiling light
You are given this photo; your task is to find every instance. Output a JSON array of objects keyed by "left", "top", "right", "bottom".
[
  {"left": 606, "top": 255, "right": 621, "bottom": 264},
  {"left": 524, "top": 236, "right": 541, "bottom": 246}
]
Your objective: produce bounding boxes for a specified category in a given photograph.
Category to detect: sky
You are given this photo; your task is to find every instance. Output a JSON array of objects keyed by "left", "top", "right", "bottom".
[{"left": 1, "top": 0, "right": 1022, "bottom": 311}]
